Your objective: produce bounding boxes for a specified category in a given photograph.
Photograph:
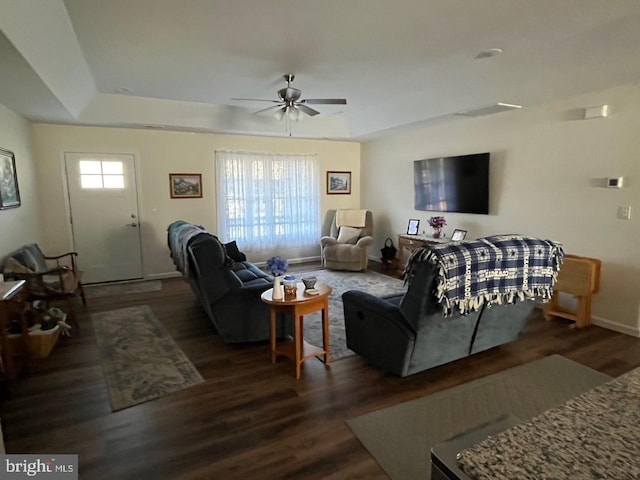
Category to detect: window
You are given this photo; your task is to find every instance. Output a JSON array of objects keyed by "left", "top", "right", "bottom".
[
  {"left": 79, "top": 160, "right": 125, "bottom": 189},
  {"left": 216, "top": 150, "right": 320, "bottom": 251}
]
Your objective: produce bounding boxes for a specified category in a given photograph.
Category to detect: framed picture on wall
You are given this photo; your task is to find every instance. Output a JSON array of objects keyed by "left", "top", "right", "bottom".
[
  {"left": 0, "top": 148, "right": 21, "bottom": 210},
  {"left": 169, "top": 173, "right": 202, "bottom": 198},
  {"left": 327, "top": 171, "right": 351, "bottom": 194}
]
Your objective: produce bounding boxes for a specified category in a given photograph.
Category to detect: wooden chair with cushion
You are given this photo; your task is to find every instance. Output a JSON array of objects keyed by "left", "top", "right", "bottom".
[
  {"left": 1, "top": 244, "right": 86, "bottom": 324},
  {"left": 543, "top": 254, "right": 601, "bottom": 328}
]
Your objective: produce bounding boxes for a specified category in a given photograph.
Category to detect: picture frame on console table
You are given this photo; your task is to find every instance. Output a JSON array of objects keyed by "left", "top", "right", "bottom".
[
  {"left": 451, "top": 229, "right": 467, "bottom": 241},
  {"left": 169, "top": 173, "right": 202, "bottom": 198},
  {"left": 327, "top": 171, "right": 351, "bottom": 195},
  {"left": 407, "top": 219, "right": 420, "bottom": 235}
]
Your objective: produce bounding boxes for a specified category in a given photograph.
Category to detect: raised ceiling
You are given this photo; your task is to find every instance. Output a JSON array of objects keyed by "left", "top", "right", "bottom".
[{"left": 1, "top": 0, "right": 640, "bottom": 139}]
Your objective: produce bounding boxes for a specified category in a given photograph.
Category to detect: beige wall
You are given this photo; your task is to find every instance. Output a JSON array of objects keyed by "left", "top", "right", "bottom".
[
  {"left": 362, "top": 85, "right": 640, "bottom": 335},
  {"left": 31, "top": 124, "right": 360, "bottom": 276},
  {"left": 0, "top": 103, "right": 42, "bottom": 257}
]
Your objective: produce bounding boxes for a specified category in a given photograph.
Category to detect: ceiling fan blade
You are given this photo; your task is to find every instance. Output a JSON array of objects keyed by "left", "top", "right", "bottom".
[
  {"left": 302, "top": 98, "right": 347, "bottom": 105},
  {"left": 295, "top": 104, "right": 319, "bottom": 117},
  {"left": 253, "top": 104, "right": 285, "bottom": 115},
  {"left": 232, "top": 98, "right": 280, "bottom": 103}
]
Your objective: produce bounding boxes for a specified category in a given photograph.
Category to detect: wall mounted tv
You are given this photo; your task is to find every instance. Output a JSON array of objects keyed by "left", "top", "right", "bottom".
[{"left": 414, "top": 152, "right": 490, "bottom": 214}]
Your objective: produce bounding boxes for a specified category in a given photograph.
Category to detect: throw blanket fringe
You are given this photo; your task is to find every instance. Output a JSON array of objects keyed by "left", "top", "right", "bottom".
[{"left": 404, "top": 234, "right": 564, "bottom": 316}]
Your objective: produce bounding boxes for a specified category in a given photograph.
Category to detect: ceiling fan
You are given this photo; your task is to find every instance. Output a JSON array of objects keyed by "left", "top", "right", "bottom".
[{"left": 233, "top": 74, "right": 347, "bottom": 122}]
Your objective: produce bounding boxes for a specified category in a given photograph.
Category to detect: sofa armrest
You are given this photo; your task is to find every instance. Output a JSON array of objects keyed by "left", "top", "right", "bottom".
[
  {"left": 343, "top": 291, "right": 416, "bottom": 337},
  {"left": 343, "top": 290, "right": 417, "bottom": 376},
  {"left": 320, "top": 236, "right": 337, "bottom": 248}
]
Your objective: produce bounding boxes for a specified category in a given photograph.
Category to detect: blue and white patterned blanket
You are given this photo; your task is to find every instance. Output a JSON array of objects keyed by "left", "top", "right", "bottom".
[{"left": 404, "top": 234, "right": 564, "bottom": 316}]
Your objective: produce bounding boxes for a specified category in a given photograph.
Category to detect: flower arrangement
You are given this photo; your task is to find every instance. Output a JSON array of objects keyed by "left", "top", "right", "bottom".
[
  {"left": 265, "top": 256, "right": 288, "bottom": 276},
  {"left": 428, "top": 216, "right": 447, "bottom": 229}
]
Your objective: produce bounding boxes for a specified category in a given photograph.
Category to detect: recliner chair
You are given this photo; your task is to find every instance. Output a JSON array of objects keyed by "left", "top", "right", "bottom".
[{"left": 320, "top": 209, "right": 373, "bottom": 271}]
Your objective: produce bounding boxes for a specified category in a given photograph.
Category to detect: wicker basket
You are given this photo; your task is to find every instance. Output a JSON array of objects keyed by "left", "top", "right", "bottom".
[
  {"left": 6, "top": 325, "right": 60, "bottom": 360},
  {"left": 26, "top": 325, "right": 61, "bottom": 359}
]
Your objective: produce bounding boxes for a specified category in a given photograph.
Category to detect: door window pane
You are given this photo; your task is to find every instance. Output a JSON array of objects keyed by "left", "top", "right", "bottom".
[{"left": 79, "top": 160, "right": 125, "bottom": 189}]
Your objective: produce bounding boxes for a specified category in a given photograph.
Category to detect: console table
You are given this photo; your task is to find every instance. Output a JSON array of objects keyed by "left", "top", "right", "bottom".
[
  {"left": 0, "top": 280, "right": 28, "bottom": 380},
  {"left": 397, "top": 234, "right": 449, "bottom": 275}
]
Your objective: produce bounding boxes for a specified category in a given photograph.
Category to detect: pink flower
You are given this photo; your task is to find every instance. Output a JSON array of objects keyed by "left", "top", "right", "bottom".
[{"left": 428, "top": 216, "right": 446, "bottom": 228}]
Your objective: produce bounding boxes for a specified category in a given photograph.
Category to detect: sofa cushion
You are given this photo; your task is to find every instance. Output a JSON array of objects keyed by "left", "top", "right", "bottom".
[
  {"left": 13, "top": 244, "right": 48, "bottom": 273},
  {"left": 232, "top": 261, "right": 272, "bottom": 285},
  {"left": 337, "top": 226, "right": 361, "bottom": 244},
  {"left": 3, "top": 257, "right": 34, "bottom": 274}
]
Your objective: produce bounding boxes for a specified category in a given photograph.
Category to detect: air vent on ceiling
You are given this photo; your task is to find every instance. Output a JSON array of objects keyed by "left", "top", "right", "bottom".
[{"left": 456, "top": 103, "right": 522, "bottom": 117}]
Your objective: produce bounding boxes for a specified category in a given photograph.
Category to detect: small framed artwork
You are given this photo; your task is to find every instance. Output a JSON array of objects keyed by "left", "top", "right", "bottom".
[
  {"left": 0, "top": 148, "right": 21, "bottom": 210},
  {"left": 327, "top": 171, "right": 351, "bottom": 195},
  {"left": 169, "top": 173, "right": 202, "bottom": 198},
  {"left": 451, "top": 229, "right": 468, "bottom": 241},
  {"left": 407, "top": 219, "right": 420, "bottom": 235}
]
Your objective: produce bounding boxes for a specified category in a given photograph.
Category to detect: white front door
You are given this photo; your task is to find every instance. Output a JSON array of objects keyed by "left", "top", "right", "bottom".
[{"left": 65, "top": 152, "right": 143, "bottom": 284}]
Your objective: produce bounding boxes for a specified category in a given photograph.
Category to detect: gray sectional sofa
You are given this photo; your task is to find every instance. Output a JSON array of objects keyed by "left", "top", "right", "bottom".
[{"left": 343, "top": 235, "right": 563, "bottom": 377}]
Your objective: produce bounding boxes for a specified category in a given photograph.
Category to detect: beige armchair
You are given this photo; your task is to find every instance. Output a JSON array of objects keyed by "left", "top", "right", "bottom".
[{"left": 320, "top": 209, "right": 373, "bottom": 271}]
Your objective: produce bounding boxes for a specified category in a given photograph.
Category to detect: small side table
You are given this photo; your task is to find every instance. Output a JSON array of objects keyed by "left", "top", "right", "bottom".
[
  {"left": 261, "top": 282, "right": 332, "bottom": 379},
  {"left": 1, "top": 280, "right": 28, "bottom": 380}
]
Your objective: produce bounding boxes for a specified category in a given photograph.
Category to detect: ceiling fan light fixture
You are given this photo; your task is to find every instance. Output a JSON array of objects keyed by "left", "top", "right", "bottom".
[
  {"left": 288, "top": 106, "right": 301, "bottom": 121},
  {"left": 274, "top": 107, "right": 287, "bottom": 121}
]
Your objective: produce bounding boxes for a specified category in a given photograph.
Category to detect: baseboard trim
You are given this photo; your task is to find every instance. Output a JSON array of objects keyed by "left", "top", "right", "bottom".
[
  {"left": 254, "top": 256, "right": 321, "bottom": 267},
  {"left": 592, "top": 316, "right": 640, "bottom": 337},
  {"left": 146, "top": 271, "right": 182, "bottom": 280}
]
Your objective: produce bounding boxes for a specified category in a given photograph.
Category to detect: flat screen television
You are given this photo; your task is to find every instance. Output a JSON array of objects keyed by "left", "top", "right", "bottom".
[{"left": 414, "top": 152, "right": 490, "bottom": 214}]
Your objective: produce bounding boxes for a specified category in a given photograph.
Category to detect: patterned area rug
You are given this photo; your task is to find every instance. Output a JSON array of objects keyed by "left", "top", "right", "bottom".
[
  {"left": 92, "top": 305, "right": 204, "bottom": 412},
  {"left": 295, "top": 270, "right": 406, "bottom": 361},
  {"left": 85, "top": 280, "right": 162, "bottom": 299},
  {"left": 346, "top": 355, "right": 611, "bottom": 480}
]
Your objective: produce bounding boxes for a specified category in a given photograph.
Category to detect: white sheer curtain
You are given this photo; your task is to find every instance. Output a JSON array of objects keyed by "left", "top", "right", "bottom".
[{"left": 216, "top": 150, "right": 320, "bottom": 252}]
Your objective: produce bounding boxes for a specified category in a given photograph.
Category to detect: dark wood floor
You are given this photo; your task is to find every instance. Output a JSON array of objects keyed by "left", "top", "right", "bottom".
[{"left": 2, "top": 266, "right": 640, "bottom": 479}]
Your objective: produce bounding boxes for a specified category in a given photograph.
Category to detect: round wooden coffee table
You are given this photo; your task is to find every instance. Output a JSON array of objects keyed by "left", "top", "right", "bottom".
[{"left": 261, "top": 282, "right": 332, "bottom": 379}]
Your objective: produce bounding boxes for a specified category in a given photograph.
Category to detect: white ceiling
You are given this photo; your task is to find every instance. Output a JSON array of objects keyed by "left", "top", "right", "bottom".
[{"left": 1, "top": 0, "right": 640, "bottom": 140}]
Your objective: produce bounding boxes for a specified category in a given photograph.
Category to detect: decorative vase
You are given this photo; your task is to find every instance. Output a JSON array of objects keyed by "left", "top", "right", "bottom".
[
  {"left": 432, "top": 228, "right": 442, "bottom": 239},
  {"left": 272, "top": 275, "right": 284, "bottom": 300}
]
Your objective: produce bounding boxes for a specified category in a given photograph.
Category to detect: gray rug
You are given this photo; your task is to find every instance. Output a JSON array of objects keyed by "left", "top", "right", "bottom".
[
  {"left": 85, "top": 280, "right": 162, "bottom": 299},
  {"left": 346, "top": 355, "right": 611, "bottom": 480},
  {"left": 92, "top": 305, "right": 204, "bottom": 412},
  {"left": 295, "top": 270, "right": 406, "bottom": 360}
]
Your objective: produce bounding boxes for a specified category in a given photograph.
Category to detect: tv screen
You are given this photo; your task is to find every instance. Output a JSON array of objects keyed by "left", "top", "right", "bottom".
[{"left": 414, "top": 153, "right": 490, "bottom": 214}]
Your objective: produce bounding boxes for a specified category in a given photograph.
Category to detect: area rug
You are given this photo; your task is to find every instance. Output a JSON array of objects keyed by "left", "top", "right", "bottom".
[
  {"left": 92, "top": 305, "right": 204, "bottom": 412},
  {"left": 296, "top": 269, "right": 406, "bottom": 361},
  {"left": 346, "top": 355, "right": 611, "bottom": 480},
  {"left": 85, "top": 280, "right": 162, "bottom": 299}
]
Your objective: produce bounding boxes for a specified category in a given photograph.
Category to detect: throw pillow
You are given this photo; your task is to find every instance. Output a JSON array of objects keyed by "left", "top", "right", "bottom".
[
  {"left": 3, "top": 257, "right": 33, "bottom": 274},
  {"left": 224, "top": 241, "right": 247, "bottom": 262},
  {"left": 336, "top": 226, "right": 362, "bottom": 244}
]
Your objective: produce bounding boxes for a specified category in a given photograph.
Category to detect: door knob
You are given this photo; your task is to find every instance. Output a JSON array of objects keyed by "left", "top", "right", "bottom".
[{"left": 127, "top": 222, "right": 138, "bottom": 227}]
